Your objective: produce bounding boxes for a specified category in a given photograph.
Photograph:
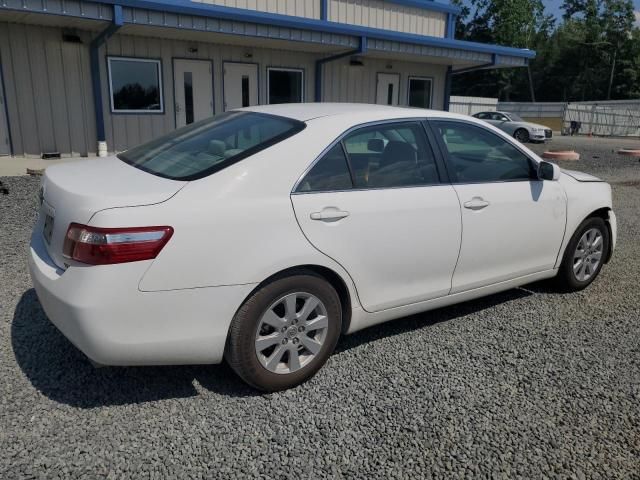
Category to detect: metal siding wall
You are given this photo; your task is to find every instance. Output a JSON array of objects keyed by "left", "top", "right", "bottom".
[
  {"left": 103, "top": 33, "right": 317, "bottom": 152},
  {"left": 191, "top": 0, "right": 320, "bottom": 19},
  {"left": 0, "top": 22, "right": 95, "bottom": 157},
  {"left": 322, "top": 57, "right": 447, "bottom": 110},
  {"left": 328, "top": 0, "right": 446, "bottom": 37}
]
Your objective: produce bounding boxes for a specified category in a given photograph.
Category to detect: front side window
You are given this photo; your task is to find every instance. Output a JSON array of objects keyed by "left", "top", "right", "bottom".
[
  {"left": 268, "top": 68, "right": 304, "bottom": 104},
  {"left": 342, "top": 122, "right": 439, "bottom": 188},
  {"left": 118, "top": 112, "right": 305, "bottom": 180},
  {"left": 407, "top": 77, "right": 432, "bottom": 109},
  {"left": 433, "top": 121, "right": 536, "bottom": 183},
  {"left": 108, "top": 57, "right": 163, "bottom": 113}
]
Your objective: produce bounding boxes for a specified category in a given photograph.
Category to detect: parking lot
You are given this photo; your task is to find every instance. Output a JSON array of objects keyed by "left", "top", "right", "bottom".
[{"left": 1, "top": 136, "right": 639, "bottom": 478}]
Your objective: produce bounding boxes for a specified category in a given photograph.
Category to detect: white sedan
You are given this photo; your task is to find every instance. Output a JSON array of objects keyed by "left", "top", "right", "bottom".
[{"left": 29, "top": 104, "right": 616, "bottom": 391}]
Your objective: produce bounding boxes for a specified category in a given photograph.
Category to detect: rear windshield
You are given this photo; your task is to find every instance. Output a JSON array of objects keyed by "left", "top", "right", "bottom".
[{"left": 118, "top": 111, "right": 305, "bottom": 180}]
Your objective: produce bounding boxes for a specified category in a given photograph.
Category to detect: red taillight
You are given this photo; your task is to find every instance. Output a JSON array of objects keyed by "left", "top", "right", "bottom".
[{"left": 63, "top": 223, "right": 174, "bottom": 265}]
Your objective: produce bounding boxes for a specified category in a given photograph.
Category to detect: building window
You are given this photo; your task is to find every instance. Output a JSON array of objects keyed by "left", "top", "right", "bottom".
[
  {"left": 407, "top": 77, "right": 432, "bottom": 109},
  {"left": 267, "top": 68, "right": 304, "bottom": 104},
  {"left": 107, "top": 57, "right": 163, "bottom": 113}
]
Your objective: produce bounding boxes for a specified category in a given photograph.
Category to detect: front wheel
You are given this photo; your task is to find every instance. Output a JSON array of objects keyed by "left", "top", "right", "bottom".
[
  {"left": 225, "top": 274, "right": 342, "bottom": 391},
  {"left": 514, "top": 128, "right": 530, "bottom": 143},
  {"left": 554, "top": 217, "right": 610, "bottom": 292}
]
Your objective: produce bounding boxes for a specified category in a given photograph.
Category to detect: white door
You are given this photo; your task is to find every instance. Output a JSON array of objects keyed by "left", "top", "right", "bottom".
[
  {"left": 173, "top": 59, "right": 213, "bottom": 128},
  {"left": 0, "top": 68, "right": 9, "bottom": 155},
  {"left": 223, "top": 62, "right": 258, "bottom": 111},
  {"left": 430, "top": 119, "right": 566, "bottom": 293},
  {"left": 291, "top": 121, "right": 462, "bottom": 312},
  {"left": 376, "top": 73, "right": 400, "bottom": 106}
]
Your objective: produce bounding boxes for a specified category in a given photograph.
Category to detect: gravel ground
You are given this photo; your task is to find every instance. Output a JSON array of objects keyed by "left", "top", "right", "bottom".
[{"left": 1, "top": 139, "right": 639, "bottom": 478}]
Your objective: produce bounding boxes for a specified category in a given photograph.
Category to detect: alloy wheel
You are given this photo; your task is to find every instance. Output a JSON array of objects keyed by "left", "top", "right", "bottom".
[
  {"left": 255, "top": 292, "right": 329, "bottom": 374},
  {"left": 573, "top": 228, "right": 604, "bottom": 282}
]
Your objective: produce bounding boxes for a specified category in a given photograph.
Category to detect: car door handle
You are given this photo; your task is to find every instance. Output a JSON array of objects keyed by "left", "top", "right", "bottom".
[
  {"left": 463, "top": 197, "right": 490, "bottom": 210},
  {"left": 310, "top": 208, "right": 350, "bottom": 221}
]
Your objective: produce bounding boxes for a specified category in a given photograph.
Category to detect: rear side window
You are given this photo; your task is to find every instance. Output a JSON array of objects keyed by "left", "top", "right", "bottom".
[
  {"left": 295, "top": 144, "right": 353, "bottom": 192},
  {"left": 433, "top": 121, "right": 536, "bottom": 183},
  {"left": 118, "top": 111, "right": 305, "bottom": 180}
]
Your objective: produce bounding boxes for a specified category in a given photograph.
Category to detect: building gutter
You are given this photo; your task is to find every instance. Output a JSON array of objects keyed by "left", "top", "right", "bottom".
[
  {"left": 90, "top": 4, "right": 123, "bottom": 157},
  {"left": 315, "top": 36, "right": 367, "bottom": 102}
]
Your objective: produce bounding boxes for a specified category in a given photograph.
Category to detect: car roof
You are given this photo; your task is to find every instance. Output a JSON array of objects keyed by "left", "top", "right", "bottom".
[{"left": 240, "top": 103, "right": 467, "bottom": 122}]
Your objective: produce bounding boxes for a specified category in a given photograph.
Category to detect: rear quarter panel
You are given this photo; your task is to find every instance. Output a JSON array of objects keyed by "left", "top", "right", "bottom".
[{"left": 87, "top": 117, "right": 372, "bottom": 304}]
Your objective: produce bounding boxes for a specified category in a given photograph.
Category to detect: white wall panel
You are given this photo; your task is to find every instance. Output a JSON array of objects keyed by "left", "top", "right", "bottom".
[
  {"left": 0, "top": 22, "right": 96, "bottom": 157},
  {"left": 191, "top": 0, "right": 321, "bottom": 19},
  {"left": 328, "top": 0, "right": 446, "bottom": 37},
  {"left": 322, "top": 56, "right": 447, "bottom": 110}
]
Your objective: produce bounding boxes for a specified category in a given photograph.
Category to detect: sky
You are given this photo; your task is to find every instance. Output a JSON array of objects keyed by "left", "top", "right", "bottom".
[{"left": 453, "top": 0, "right": 640, "bottom": 25}]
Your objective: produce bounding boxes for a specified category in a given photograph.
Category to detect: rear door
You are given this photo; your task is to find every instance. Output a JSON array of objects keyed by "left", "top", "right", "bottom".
[
  {"left": 429, "top": 119, "right": 566, "bottom": 293},
  {"left": 291, "top": 121, "right": 461, "bottom": 313}
]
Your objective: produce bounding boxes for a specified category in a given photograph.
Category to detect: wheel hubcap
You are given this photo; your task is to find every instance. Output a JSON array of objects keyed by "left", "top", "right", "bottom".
[
  {"left": 255, "top": 292, "right": 329, "bottom": 374},
  {"left": 573, "top": 228, "right": 603, "bottom": 282}
]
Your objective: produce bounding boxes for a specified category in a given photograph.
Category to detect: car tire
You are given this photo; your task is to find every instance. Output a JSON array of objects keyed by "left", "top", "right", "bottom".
[
  {"left": 514, "top": 128, "right": 530, "bottom": 143},
  {"left": 225, "top": 273, "right": 342, "bottom": 392},
  {"left": 554, "top": 217, "right": 610, "bottom": 292}
]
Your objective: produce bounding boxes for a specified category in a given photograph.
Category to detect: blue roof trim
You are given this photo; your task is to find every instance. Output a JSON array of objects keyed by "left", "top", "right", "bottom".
[{"left": 99, "top": 0, "right": 535, "bottom": 58}]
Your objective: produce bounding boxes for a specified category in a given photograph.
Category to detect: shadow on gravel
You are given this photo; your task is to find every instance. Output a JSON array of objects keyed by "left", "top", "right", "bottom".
[
  {"left": 13, "top": 287, "right": 532, "bottom": 407},
  {"left": 336, "top": 288, "right": 532, "bottom": 354}
]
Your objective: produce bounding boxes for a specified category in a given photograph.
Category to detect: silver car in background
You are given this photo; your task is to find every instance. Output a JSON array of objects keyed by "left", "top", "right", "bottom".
[{"left": 473, "top": 111, "right": 552, "bottom": 143}]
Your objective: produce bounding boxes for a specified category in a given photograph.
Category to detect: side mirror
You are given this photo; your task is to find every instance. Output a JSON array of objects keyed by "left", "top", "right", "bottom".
[{"left": 538, "top": 161, "right": 561, "bottom": 181}]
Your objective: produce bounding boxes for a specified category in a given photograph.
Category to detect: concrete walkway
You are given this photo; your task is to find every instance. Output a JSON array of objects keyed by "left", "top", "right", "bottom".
[{"left": 0, "top": 156, "right": 85, "bottom": 177}]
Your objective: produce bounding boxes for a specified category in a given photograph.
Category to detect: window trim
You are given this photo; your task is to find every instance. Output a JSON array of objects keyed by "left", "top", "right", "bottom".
[
  {"left": 426, "top": 118, "right": 541, "bottom": 185},
  {"left": 407, "top": 76, "right": 433, "bottom": 109},
  {"left": 107, "top": 56, "right": 164, "bottom": 114},
  {"left": 266, "top": 67, "right": 305, "bottom": 104},
  {"left": 292, "top": 118, "right": 444, "bottom": 194}
]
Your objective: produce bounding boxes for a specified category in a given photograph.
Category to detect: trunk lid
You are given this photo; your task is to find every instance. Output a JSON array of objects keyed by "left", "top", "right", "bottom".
[{"left": 39, "top": 157, "right": 186, "bottom": 269}]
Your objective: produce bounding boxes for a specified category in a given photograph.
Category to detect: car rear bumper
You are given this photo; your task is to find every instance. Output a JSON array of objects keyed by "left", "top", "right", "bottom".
[{"left": 28, "top": 231, "right": 256, "bottom": 366}]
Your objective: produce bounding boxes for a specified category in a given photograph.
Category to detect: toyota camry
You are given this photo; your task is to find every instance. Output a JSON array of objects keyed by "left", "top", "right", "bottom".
[{"left": 29, "top": 103, "right": 616, "bottom": 391}]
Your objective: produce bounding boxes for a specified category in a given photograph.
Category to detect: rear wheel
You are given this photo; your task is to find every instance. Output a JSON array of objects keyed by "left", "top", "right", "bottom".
[
  {"left": 514, "top": 128, "right": 530, "bottom": 143},
  {"left": 554, "top": 217, "right": 609, "bottom": 292},
  {"left": 225, "top": 274, "right": 342, "bottom": 391}
]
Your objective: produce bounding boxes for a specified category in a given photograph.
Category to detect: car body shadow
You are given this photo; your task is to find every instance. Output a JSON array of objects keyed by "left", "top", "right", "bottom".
[{"left": 13, "top": 286, "right": 533, "bottom": 408}]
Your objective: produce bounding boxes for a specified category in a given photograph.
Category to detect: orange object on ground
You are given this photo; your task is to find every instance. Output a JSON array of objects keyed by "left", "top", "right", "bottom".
[
  {"left": 617, "top": 149, "right": 640, "bottom": 157},
  {"left": 542, "top": 150, "right": 580, "bottom": 161}
]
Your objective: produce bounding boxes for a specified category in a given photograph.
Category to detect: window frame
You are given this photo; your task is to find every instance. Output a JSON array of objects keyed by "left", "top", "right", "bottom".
[
  {"left": 292, "top": 118, "right": 446, "bottom": 194},
  {"left": 425, "top": 118, "right": 541, "bottom": 185},
  {"left": 266, "top": 67, "right": 305, "bottom": 104},
  {"left": 107, "top": 56, "right": 164, "bottom": 114},
  {"left": 406, "top": 76, "right": 433, "bottom": 109}
]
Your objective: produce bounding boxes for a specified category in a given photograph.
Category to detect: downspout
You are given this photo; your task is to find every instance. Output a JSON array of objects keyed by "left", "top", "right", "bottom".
[
  {"left": 320, "top": 0, "right": 328, "bottom": 20},
  {"left": 314, "top": 36, "right": 367, "bottom": 102},
  {"left": 90, "top": 4, "right": 123, "bottom": 157}
]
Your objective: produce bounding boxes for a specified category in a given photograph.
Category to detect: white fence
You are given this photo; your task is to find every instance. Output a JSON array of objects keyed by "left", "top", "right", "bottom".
[
  {"left": 498, "top": 100, "right": 640, "bottom": 137},
  {"left": 449, "top": 96, "right": 498, "bottom": 115}
]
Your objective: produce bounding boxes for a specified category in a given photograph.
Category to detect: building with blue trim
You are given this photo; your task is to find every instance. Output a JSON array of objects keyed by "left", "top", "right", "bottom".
[{"left": 0, "top": 0, "right": 534, "bottom": 157}]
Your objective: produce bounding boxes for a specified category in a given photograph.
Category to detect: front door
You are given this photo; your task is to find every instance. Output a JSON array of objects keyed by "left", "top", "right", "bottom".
[
  {"left": 430, "top": 119, "right": 566, "bottom": 293},
  {"left": 223, "top": 62, "right": 258, "bottom": 111},
  {"left": 0, "top": 65, "right": 10, "bottom": 155},
  {"left": 291, "top": 121, "right": 461, "bottom": 313},
  {"left": 376, "top": 73, "right": 400, "bottom": 106},
  {"left": 173, "top": 59, "right": 213, "bottom": 128}
]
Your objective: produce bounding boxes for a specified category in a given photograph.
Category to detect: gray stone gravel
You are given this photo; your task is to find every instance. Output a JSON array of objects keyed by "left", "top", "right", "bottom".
[{"left": 1, "top": 139, "right": 639, "bottom": 478}]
